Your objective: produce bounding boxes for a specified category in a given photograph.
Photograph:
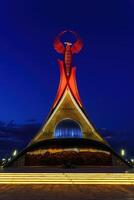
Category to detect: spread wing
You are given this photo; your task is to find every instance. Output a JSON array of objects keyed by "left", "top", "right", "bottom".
[
  {"left": 71, "top": 38, "right": 83, "bottom": 54},
  {"left": 53, "top": 38, "right": 65, "bottom": 54}
]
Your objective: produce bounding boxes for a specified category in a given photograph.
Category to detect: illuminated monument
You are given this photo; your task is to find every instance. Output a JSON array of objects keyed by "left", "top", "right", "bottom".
[{"left": 6, "top": 31, "right": 129, "bottom": 167}]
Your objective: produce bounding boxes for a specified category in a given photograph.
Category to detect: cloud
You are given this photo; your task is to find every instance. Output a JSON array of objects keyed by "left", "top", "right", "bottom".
[
  {"left": 0, "top": 120, "right": 41, "bottom": 158},
  {"left": 25, "top": 118, "right": 38, "bottom": 123},
  {"left": 99, "top": 128, "right": 134, "bottom": 157}
]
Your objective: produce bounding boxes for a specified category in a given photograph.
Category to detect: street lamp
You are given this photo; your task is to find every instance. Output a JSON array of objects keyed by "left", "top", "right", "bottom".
[
  {"left": 12, "top": 149, "right": 18, "bottom": 157},
  {"left": 120, "top": 149, "right": 126, "bottom": 157}
]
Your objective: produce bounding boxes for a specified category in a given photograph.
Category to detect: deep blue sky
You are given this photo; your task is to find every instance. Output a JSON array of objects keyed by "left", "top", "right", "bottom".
[{"left": 0, "top": 0, "right": 133, "bottom": 131}]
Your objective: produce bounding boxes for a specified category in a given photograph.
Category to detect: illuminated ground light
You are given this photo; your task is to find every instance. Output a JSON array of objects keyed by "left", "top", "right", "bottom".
[{"left": 0, "top": 173, "right": 133, "bottom": 185}]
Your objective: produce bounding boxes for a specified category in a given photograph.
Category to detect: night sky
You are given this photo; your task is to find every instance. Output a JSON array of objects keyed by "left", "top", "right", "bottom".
[{"left": 0, "top": 0, "right": 134, "bottom": 159}]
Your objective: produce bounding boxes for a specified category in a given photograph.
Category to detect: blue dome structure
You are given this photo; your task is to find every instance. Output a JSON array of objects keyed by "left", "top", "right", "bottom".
[{"left": 54, "top": 119, "right": 82, "bottom": 138}]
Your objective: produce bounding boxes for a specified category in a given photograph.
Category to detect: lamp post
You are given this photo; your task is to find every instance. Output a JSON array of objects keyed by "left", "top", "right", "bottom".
[
  {"left": 12, "top": 149, "right": 18, "bottom": 157},
  {"left": 120, "top": 149, "right": 126, "bottom": 157}
]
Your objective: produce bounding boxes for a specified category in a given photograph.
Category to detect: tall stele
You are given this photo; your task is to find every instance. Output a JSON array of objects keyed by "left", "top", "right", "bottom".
[{"left": 5, "top": 30, "right": 130, "bottom": 167}]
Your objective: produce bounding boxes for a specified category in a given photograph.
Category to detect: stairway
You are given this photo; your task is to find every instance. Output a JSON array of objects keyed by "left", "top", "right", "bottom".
[{"left": 0, "top": 173, "right": 134, "bottom": 184}]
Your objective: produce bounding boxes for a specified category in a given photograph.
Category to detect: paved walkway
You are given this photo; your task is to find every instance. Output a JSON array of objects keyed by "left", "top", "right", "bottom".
[
  {"left": 0, "top": 185, "right": 133, "bottom": 200},
  {"left": 0, "top": 167, "right": 134, "bottom": 199}
]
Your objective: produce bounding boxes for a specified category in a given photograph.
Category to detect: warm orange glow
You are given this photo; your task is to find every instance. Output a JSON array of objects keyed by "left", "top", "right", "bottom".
[
  {"left": 69, "top": 67, "right": 82, "bottom": 106},
  {"left": 27, "top": 148, "right": 110, "bottom": 155},
  {"left": 52, "top": 60, "right": 82, "bottom": 109},
  {"left": 0, "top": 173, "right": 133, "bottom": 185},
  {"left": 52, "top": 60, "right": 67, "bottom": 108}
]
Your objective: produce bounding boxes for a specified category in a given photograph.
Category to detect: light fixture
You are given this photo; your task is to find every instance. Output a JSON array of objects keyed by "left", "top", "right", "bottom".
[
  {"left": 120, "top": 149, "right": 126, "bottom": 157},
  {"left": 12, "top": 149, "right": 18, "bottom": 157}
]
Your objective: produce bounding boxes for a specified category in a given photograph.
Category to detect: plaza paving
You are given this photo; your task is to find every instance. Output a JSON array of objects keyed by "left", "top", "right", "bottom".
[
  {"left": 0, "top": 184, "right": 133, "bottom": 200},
  {"left": 0, "top": 167, "right": 133, "bottom": 200}
]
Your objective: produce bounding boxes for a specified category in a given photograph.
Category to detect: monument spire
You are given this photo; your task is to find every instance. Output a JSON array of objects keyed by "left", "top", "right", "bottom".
[
  {"left": 4, "top": 30, "right": 130, "bottom": 168},
  {"left": 53, "top": 30, "right": 83, "bottom": 108},
  {"left": 54, "top": 30, "right": 83, "bottom": 77}
]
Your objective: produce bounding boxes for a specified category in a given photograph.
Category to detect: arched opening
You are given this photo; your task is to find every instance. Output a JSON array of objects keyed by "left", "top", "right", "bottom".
[{"left": 54, "top": 119, "right": 82, "bottom": 138}]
